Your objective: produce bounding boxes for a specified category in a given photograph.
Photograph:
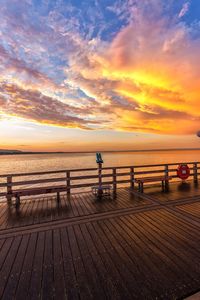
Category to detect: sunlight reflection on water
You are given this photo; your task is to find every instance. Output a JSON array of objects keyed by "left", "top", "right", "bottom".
[{"left": 0, "top": 150, "right": 200, "bottom": 174}]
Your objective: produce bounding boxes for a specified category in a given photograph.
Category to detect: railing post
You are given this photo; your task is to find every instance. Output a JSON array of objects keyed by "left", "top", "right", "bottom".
[
  {"left": 6, "top": 175, "right": 12, "bottom": 204},
  {"left": 165, "top": 164, "right": 169, "bottom": 177},
  {"left": 164, "top": 165, "right": 169, "bottom": 190},
  {"left": 193, "top": 163, "right": 198, "bottom": 184},
  {"left": 66, "top": 171, "right": 71, "bottom": 195},
  {"left": 130, "top": 167, "right": 134, "bottom": 189},
  {"left": 113, "top": 168, "right": 117, "bottom": 195}
]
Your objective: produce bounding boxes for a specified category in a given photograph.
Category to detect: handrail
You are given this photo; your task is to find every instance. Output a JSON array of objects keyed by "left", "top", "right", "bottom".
[
  {"left": 0, "top": 161, "right": 199, "bottom": 178},
  {"left": 0, "top": 161, "right": 199, "bottom": 200}
]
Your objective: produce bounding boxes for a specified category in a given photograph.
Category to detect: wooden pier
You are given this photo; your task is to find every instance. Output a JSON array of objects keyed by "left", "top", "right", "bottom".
[{"left": 0, "top": 162, "right": 200, "bottom": 299}]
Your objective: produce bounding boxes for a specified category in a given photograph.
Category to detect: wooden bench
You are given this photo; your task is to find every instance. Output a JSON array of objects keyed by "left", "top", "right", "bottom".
[
  {"left": 9, "top": 185, "right": 69, "bottom": 209},
  {"left": 92, "top": 185, "right": 112, "bottom": 199},
  {"left": 134, "top": 176, "right": 172, "bottom": 193}
]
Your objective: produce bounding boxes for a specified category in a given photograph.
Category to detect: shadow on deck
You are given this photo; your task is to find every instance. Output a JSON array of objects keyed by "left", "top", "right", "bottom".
[
  {"left": 144, "top": 180, "right": 200, "bottom": 202},
  {"left": 0, "top": 189, "right": 151, "bottom": 231},
  {"left": 0, "top": 183, "right": 200, "bottom": 299}
]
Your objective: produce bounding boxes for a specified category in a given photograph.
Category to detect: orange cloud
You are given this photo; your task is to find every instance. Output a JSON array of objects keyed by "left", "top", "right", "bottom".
[
  {"left": 102, "top": 3, "right": 200, "bottom": 119},
  {"left": 1, "top": 0, "right": 200, "bottom": 137},
  {"left": 66, "top": 0, "right": 200, "bottom": 134}
]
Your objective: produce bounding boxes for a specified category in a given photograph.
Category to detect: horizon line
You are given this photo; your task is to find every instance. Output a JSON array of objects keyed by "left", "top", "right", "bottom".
[{"left": 1, "top": 147, "right": 200, "bottom": 154}]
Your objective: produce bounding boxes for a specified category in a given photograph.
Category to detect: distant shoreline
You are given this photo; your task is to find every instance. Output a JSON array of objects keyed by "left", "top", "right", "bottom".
[{"left": 1, "top": 148, "right": 200, "bottom": 155}]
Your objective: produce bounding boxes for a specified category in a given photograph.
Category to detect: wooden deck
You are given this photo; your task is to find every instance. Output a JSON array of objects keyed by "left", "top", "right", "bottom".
[{"left": 0, "top": 182, "right": 200, "bottom": 299}]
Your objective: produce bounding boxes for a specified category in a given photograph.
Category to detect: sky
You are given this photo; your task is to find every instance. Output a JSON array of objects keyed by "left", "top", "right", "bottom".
[{"left": 0, "top": 0, "right": 200, "bottom": 151}]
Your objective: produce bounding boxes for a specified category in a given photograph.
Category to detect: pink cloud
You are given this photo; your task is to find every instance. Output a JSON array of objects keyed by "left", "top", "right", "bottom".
[
  {"left": 0, "top": 0, "right": 200, "bottom": 136},
  {"left": 178, "top": 2, "right": 190, "bottom": 18},
  {"left": 0, "top": 83, "right": 110, "bottom": 129}
]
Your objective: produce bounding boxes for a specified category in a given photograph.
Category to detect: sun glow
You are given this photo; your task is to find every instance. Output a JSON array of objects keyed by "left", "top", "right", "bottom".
[
  {"left": 0, "top": 0, "right": 200, "bottom": 151},
  {"left": 103, "top": 68, "right": 171, "bottom": 90}
]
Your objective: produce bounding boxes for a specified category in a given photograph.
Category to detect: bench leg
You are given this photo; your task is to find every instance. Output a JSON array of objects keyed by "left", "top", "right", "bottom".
[
  {"left": 15, "top": 195, "right": 20, "bottom": 210},
  {"left": 165, "top": 180, "right": 169, "bottom": 191},
  {"left": 141, "top": 183, "right": 144, "bottom": 193},
  {"left": 111, "top": 186, "right": 116, "bottom": 199},
  {"left": 138, "top": 183, "right": 143, "bottom": 193},
  {"left": 57, "top": 192, "right": 60, "bottom": 204},
  {"left": 7, "top": 194, "right": 12, "bottom": 206},
  {"left": 162, "top": 180, "right": 165, "bottom": 191}
]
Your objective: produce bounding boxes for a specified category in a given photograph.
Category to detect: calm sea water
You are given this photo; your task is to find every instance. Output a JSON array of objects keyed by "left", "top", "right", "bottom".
[
  {"left": 0, "top": 150, "right": 200, "bottom": 174},
  {"left": 0, "top": 150, "right": 199, "bottom": 199}
]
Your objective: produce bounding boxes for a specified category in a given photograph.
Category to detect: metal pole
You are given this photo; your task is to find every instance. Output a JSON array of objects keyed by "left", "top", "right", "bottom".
[
  {"left": 98, "top": 163, "right": 102, "bottom": 198},
  {"left": 98, "top": 163, "right": 102, "bottom": 187}
]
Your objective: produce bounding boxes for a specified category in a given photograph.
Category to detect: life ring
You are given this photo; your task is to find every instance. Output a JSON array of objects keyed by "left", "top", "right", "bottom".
[{"left": 177, "top": 164, "right": 190, "bottom": 180}]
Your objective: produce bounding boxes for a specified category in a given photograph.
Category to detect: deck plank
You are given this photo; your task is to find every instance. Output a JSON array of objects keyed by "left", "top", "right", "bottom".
[
  {"left": 73, "top": 224, "right": 106, "bottom": 300},
  {"left": 99, "top": 219, "right": 152, "bottom": 298},
  {"left": 130, "top": 213, "right": 194, "bottom": 284},
  {"left": 68, "top": 225, "right": 94, "bottom": 300},
  {"left": 15, "top": 232, "right": 38, "bottom": 299},
  {"left": 89, "top": 222, "right": 133, "bottom": 300},
  {"left": 80, "top": 223, "right": 121, "bottom": 299},
  {"left": 136, "top": 211, "right": 200, "bottom": 279},
  {"left": 60, "top": 227, "right": 80, "bottom": 300},
  {"left": 112, "top": 216, "right": 170, "bottom": 297},
  {"left": 0, "top": 237, "right": 13, "bottom": 270},
  {"left": 41, "top": 230, "right": 54, "bottom": 300},
  {"left": 28, "top": 231, "right": 45, "bottom": 300},
  {"left": 52, "top": 229, "right": 66, "bottom": 300},
  {"left": 0, "top": 236, "right": 22, "bottom": 298},
  {"left": 0, "top": 187, "right": 200, "bottom": 299},
  {"left": 2, "top": 234, "right": 30, "bottom": 300},
  {"left": 0, "top": 189, "right": 152, "bottom": 230}
]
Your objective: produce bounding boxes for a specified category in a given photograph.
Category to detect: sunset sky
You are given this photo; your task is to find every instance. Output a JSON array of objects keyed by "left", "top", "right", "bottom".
[{"left": 0, "top": 0, "right": 200, "bottom": 151}]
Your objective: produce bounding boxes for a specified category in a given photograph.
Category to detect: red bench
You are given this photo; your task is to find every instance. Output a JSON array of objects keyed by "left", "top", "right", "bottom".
[{"left": 134, "top": 176, "right": 172, "bottom": 193}]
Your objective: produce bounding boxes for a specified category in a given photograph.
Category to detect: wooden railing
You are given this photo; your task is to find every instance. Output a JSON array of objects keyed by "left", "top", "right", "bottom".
[{"left": 0, "top": 161, "right": 199, "bottom": 201}]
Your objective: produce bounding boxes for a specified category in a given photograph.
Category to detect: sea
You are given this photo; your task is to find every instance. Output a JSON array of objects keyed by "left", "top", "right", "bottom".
[
  {"left": 0, "top": 150, "right": 200, "bottom": 174},
  {"left": 0, "top": 150, "right": 199, "bottom": 199}
]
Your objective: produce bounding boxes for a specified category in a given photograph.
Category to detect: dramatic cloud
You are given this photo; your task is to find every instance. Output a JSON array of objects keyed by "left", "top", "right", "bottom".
[
  {"left": 0, "top": 83, "right": 110, "bottom": 129},
  {"left": 0, "top": 0, "right": 200, "bottom": 135},
  {"left": 64, "top": 0, "right": 200, "bottom": 134}
]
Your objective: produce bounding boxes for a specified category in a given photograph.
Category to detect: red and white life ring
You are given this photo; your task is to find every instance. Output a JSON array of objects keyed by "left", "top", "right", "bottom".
[{"left": 177, "top": 164, "right": 190, "bottom": 180}]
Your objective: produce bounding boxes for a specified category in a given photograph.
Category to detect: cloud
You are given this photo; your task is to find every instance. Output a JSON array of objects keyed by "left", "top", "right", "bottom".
[
  {"left": 0, "top": 0, "right": 200, "bottom": 135},
  {"left": 178, "top": 2, "right": 190, "bottom": 18},
  {"left": 102, "top": 2, "right": 200, "bottom": 133},
  {"left": 0, "top": 83, "right": 110, "bottom": 129}
]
